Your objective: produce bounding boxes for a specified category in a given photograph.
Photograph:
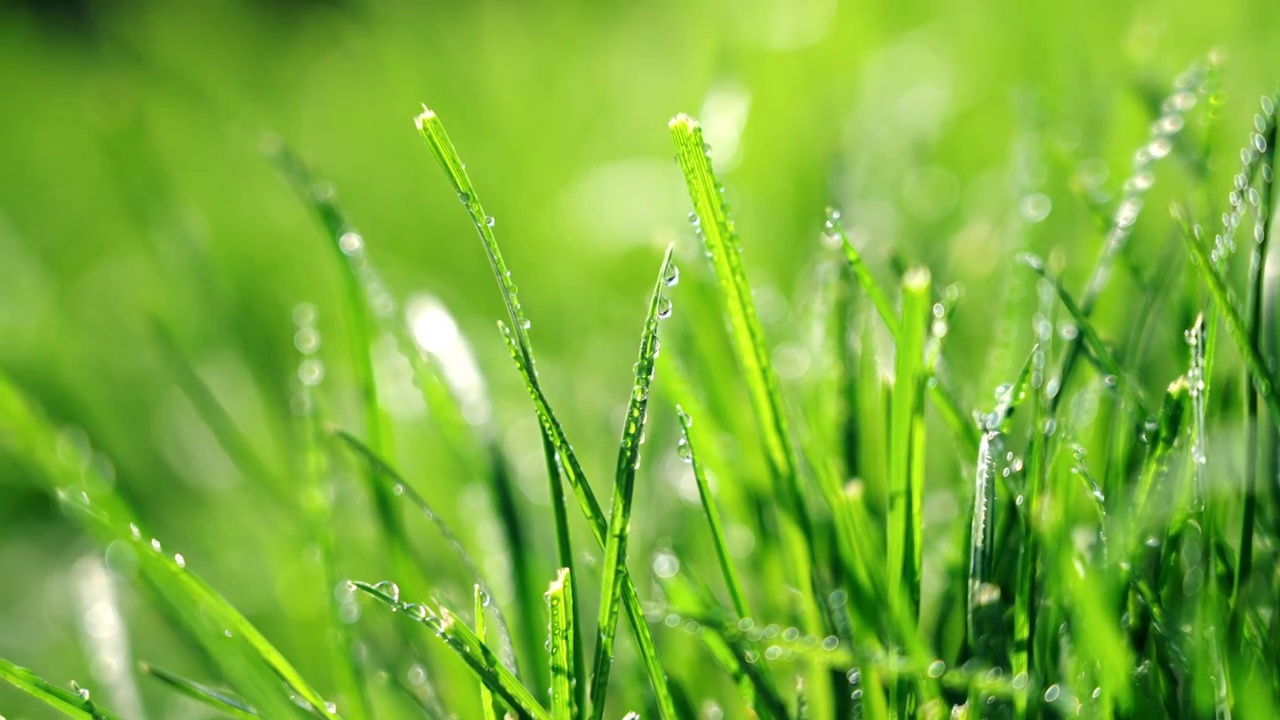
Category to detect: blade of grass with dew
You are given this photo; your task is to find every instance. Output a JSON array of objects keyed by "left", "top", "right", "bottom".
[
  {"left": 1234, "top": 97, "right": 1277, "bottom": 638},
  {"left": 588, "top": 245, "right": 674, "bottom": 720},
  {"left": 476, "top": 585, "right": 501, "bottom": 720},
  {"left": 1049, "top": 60, "right": 1210, "bottom": 413},
  {"left": 0, "top": 658, "right": 121, "bottom": 720},
  {"left": 670, "top": 113, "right": 831, "bottom": 718},
  {"left": 414, "top": 105, "right": 588, "bottom": 710},
  {"left": 280, "top": 141, "right": 538, "bottom": 678},
  {"left": 329, "top": 427, "right": 517, "bottom": 662},
  {"left": 352, "top": 581, "right": 550, "bottom": 720},
  {"left": 269, "top": 144, "right": 409, "bottom": 580},
  {"left": 140, "top": 664, "right": 259, "bottom": 720},
  {"left": 1175, "top": 203, "right": 1280, "bottom": 425},
  {"left": 547, "top": 568, "right": 577, "bottom": 720},
  {"left": 0, "top": 373, "right": 338, "bottom": 719},
  {"left": 826, "top": 213, "right": 979, "bottom": 458},
  {"left": 291, "top": 304, "right": 372, "bottom": 720},
  {"left": 676, "top": 406, "right": 750, "bottom": 620}
]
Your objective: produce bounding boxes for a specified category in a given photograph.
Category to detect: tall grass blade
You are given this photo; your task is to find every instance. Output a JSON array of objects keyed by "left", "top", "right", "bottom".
[
  {"left": 677, "top": 406, "right": 750, "bottom": 619},
  {"left": 140, "top": 664, "right": 260, "bottom": 720},
  {"left": 476, "top": 585, "right": 501, "bottom": 720},
  {"left": 587, "top": 245, "right": 674, "bottom": 720},
  {"left": 414, "top": 106, "right": 586, "bottom": 708},
  {"left": 0, "top": 658, "right": 121, "bottom": 720},
  {"left": 669, "top": 113, "right": 830, "bottom": 717},
  {"left": 353, "top": 581, "right": 550, "bottom": 720},
  {"left": 547, "top": 568, "right": 578, "bottom": 720}
]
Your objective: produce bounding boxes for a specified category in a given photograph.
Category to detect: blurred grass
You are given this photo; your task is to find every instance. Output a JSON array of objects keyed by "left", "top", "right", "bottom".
[{"left": 1, "top": 0, "right": 1279, "bottom": 717}]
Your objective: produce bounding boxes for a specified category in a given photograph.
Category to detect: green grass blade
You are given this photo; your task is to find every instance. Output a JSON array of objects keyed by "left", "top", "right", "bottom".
[
  {"left": 1175, "top": 203, "right": 1280, "bottom": 425},
  {"left": 476, "top": 585, "right": 501, "bottom": 720},
  {"left": 828, "top": 214, "right": 980, "bottom": 458},
  {"left": 547, "top": 568, "right": 577, "bottom": 720},
  {"left": 888, "top": 267, "right": 931, "bottom": 617},
  {"left": 0, "top": 658, "right": 121, "bottom": 720},
  {"left": 414, "top": 106, "right": 583, "bottom": 707},
  {"left": 588, "top": 245, "right": 673, "bottom": 720},
  {"left": 677, "top": 406, "right": 751, "bottom": 619},
  {"left": 353, "top": 581, "right": 551, "bottom": 720},
  {"left": 669, "top": 113, "right": 830, "bottom": 718},
  {"left": 140, "top": 663, "right": 260, "bottom": 719},
  {"left": 329, "top": 427, "right": 518, "bottom": 673},
  {"left": 0, "top": 374, "right": 337, "bottom": 719}
]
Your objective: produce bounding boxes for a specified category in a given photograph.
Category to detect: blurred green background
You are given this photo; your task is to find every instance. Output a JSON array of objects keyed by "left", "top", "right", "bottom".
[{"left": 1, "top": 0, "right": 1277, "bottom": 717}]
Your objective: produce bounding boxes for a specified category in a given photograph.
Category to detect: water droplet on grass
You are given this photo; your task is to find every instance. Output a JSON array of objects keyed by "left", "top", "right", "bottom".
[
  {"left": 1044, "top": 684, "right": 1061, "bottom": 702},
  {"left": 485, "top": 215, "right": 496, "bottom": 228},
  {"left": 174, "top": 553, "right": 185, "bottom": 568},
  {"left": 652, "top": 551, "right": 680, "bottom": 578},
  {"left": 657, "top": 295, "right": 673, "bottom": 319},
  {"left": 338, "top": 232, "right": 364, "bottom": 255},
  {"left": 373, "top": 581, "right": 401, "bottom": 603}
]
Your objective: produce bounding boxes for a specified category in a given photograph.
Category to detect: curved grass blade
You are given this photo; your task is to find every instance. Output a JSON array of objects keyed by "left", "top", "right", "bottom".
[
  {"left": 352, "top": 581, "right": 550, "bottom": 720},
  {"left": 329, "top": 427, "right": 516, "bottom": 662},
  {"left": 547, "top": 568, "right": 577, "bottom": 720},
  {"left": 0, "top": 374, "right": 339, "bottom": 719},
  {"left": 826, "top": 213, "right": 980, "bottom": 457},
  {"left": 140, "top": 663, "right": 259, "bottom": 719},
  {"left": 677, "top": 406, "right": 750, "bottom": 620},
  {"left": 670, "top": 113, "right": 830, "bottom": 718},
  {"left": 0, "top": 658, "right": 121, "bottom": 720},
  {"left": 587, "top": 245, "right": 673, "bottom": 720},
  {"left": 496, "top": 318, "right": 674, "bottom": 718},
  {"left": 1174, "top": 203, "right": 1280, "bottom": 425},
  {"left": 888, "top": 268, "right": 931, "bottom": 617},
  {"left": 415, "top": 106, "right": 584, "bottom": 709}
]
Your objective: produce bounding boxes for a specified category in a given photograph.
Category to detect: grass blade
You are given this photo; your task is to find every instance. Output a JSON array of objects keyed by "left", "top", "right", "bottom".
[
  {"left": 1175, "top": 203, "right": 1280, "bottom": 425},
  {"left": 476, "top": 585, "right": 501, "bottom": 720},
  {"left": 887, "top": 267, "right": 931, "bottom": 617},
  {"left": 547, "top": 568, "right": 577, "bottom": 720},
  {"left": 414, "top": 106, "right": 587, "bottom": 710},
  {"left": 677, "top": 406, "right": 751, "bottom": 619},
  {"left": 588, "top": 245, "right": 674, "bottom": 720},
  {"left": 669, "top": 113, "right": 830, "bottom": 718},
  {"left": 141, "top": 663, "right": 260, "bottom": 719},
  {"left": 353, "top": 581, "right": 551, "bottom": 720},
  {"left": 0, "top": 658, "right": 121, "bottom": 720}
]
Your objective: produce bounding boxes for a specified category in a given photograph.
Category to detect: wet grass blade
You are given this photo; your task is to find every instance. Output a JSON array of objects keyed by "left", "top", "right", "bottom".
[
  {"left": 1175, "top": 203, "right": 1280, "bottom": 425},
  {"left": 0, "top": 658, "right": 121, "bottom": 720},
  {"left": 670, "top": 113, "right": 830, "bottom": 718},
  {"left": 588, "top": 245, "right": 673, "bottom": 720},
  {"left": 0, "top": 374, "right": 338, "bottom": 719},
  {"left": 476, "top": 585, "right": 501, "bottom": 720},
  {"left": 141, "top": 663, "right": 259, "bottom": 719},
  {"left": 677, "top": 406, "right": 751, "bottom": 619},
  {"left": 329, "top": 427, "right": 517, "bottom": 671},
  {"left": 415, "top": 106, "right": 585, "bottom": 709},
  {"left": 547, "top": 568, "right": 578, "bottom": 720},
  {"left": 353, "top": 581, "right": 550, "bottom": 720}
]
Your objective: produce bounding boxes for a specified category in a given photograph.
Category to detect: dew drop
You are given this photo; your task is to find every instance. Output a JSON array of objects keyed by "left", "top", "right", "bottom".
[
  {"left": 338, "top": 232, "right": 364, "bottom": 256},
  {"left": 676, "top": 436, "right": 692, "bottom": 462},
  {"left": 485, "top": 215, "right": 496, "bottom": 228},
  {"left": 373, "top": 581, "right": 401, "bottom": 603},
  {"left": 1147, "top": 138, "right": 1173, "bottom": 160},
  {"left": 927, "top": 660, "right": 946, "bottom": 678},
  {"left": 1019, "top": 193, "right": 1052, "bottom": 223},
  {"left": 1044, "top": 684, "right": 1061, "bottom": 702},
  {"left": 663, "top": 263, "right": 680, "bottom": 287},
  {"left": 656, "top": 295, "right": 673, "bottom": 320},
  {"left": 174, "top": 553, "right": 186, "bottom": 569},
  {"left": 651, "top": 551, "right": 680, "bottom": 579}
]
